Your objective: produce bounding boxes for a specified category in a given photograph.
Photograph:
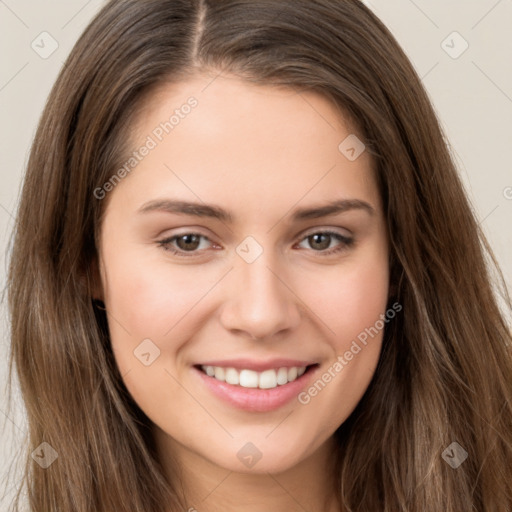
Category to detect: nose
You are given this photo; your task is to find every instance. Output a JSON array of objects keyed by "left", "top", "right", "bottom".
[{"left": 219, "top": 254, "right": 302, "bottom": 341}]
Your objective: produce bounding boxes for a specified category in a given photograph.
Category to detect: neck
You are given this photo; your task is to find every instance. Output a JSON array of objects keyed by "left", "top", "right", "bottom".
[{"left": 154, "top": 429, "right": 342, "bottom": 512}]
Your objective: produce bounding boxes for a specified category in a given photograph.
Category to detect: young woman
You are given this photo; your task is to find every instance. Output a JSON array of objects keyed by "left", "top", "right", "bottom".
[{"left": 6, "top": 0, "right": 512, "bottom": 511}]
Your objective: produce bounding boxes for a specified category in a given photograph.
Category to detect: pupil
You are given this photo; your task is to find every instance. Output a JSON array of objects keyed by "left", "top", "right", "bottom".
[
  {"left": 310, "top": 233, "right": 330, "bottom": 250},
  {"left": 177, "top": 234, "right": 200, "bottom": 251}
]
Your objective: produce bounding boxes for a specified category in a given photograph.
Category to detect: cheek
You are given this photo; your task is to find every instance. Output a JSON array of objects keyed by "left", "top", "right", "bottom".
[
  {"left": 104, "top": 253, "right": 212, "bottom": 336},
  {"left": 294, "top": 250, "right": 390, "bottom": 425},
  {"left": 303, "top": 253, "right": 389, "bottom": 348},
  {"left": 102, "top": 260, "right": 209, "bottom": 409},
  {"left": 102, "top": 250, "right": 229, "bottom": 383}
]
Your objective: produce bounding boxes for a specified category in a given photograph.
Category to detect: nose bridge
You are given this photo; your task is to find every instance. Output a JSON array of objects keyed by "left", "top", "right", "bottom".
[{"left": 220, "top": 244, "right": 301, "bottom": 339}]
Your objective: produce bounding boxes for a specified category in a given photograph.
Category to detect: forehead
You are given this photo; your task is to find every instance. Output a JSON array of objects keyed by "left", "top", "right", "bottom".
[
  {"left": 105, "top": 73, "right": 380, "bottom": 224},
  {"left": 134, "top": 73, "right": 363, "bottom": 155}
]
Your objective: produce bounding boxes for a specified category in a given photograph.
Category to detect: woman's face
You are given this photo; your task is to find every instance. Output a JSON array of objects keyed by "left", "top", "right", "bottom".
[{"left": 97, "top": 74, "right": 390, "bottom": 474}]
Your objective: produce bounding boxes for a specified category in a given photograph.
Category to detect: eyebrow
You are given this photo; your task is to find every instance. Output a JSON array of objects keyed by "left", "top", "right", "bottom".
[{"left": 137, "top": 198, "right": 375, "bottom": 223}]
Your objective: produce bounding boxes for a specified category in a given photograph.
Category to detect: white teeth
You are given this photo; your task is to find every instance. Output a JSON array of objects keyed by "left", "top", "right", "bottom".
[
  {"left": 200, "top": 365, "right": 308, "bottom": 389},
  {"left": 258, "top": 369, "right": 277, "bottom": 389},
  {"left": 225, "top": 367, "right": 239, "bottom": 385},
  {"left": 214, "top": 367, "right": 225, "bottom": 381},
  {"left": 276, "top": 367, "right": 288, "bottom": 385},
  {"left": 239, "top": 369, "right": 259, "bottom": 388},
  {"left": 287, "top": 367, "right": 298, "bottom": 381}
]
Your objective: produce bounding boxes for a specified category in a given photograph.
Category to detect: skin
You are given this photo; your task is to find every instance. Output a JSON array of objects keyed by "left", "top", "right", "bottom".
[{"left": 96, "top": 72, "right": 390, "bottom": 512}]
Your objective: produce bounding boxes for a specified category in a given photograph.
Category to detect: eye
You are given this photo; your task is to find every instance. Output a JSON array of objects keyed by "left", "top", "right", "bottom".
[
  {"left": 158, "top": 233, "right": 215, "bottom": 257},
  {"left": 157, "top": 230, "right": 354, "bottom": 258},
  {"left": 296, "top": 230, "right": 354, "bottom": 256}
]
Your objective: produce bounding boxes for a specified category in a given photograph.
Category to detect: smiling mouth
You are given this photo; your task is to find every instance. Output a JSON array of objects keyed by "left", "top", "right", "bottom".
[{"left": 196, "top": 364, "right": 318, "bottom": 390}]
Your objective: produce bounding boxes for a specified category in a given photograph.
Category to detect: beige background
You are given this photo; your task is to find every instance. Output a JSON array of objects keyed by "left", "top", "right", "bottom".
[{"left": 1, "top": 0, "right": 511, "bottom": 507}]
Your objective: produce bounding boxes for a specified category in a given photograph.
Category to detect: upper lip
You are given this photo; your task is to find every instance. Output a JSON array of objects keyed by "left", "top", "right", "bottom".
[{"left": 195, "top": 358, "right": 317, "bottom": 372}]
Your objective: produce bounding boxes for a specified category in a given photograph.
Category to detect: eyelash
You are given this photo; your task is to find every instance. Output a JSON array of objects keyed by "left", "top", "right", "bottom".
[{"left": 157, "top": 230, "right": 354, "bottom": 258}]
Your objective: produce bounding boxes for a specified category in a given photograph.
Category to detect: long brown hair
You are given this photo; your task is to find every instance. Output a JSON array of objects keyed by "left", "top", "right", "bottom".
[{"left": 6, "top": 0, "right": 512, "bottom": 510}]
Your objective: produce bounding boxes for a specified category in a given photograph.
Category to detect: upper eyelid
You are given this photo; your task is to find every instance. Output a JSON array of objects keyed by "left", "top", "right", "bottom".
[{"left": 300, "top": 226, "right": 351, "bottom": 238}]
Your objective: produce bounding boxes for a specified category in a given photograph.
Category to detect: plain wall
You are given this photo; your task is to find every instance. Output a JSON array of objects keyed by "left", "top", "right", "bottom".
[{"left": 1, "top": 0, "right": 511, "bottom": 508}]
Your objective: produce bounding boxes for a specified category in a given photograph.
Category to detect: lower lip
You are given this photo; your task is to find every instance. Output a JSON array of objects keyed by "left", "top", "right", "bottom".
[{"left": 193, "top": 366, "right": 318, "bottom": 412}]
